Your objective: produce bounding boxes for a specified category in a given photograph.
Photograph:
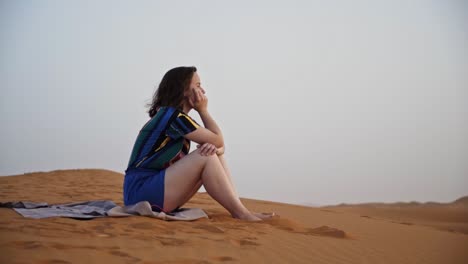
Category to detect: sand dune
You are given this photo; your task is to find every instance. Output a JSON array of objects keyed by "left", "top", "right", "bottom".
[
  {"left": 0, "top": 169, "right": 467, "bottom": 263},
  {"left": 322, "top": 196, "right": 468, "bottom": 235}
]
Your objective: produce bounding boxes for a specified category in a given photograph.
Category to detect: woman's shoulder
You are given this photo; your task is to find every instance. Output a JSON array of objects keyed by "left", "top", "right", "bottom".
[
  {"left": 157, "top": 105, "right": 182, "bottom": 112},
  {"left": 154, "top": 106, "right": 184, "bottom": 117},
  {"left": 142, "top": 106, "right": 183, "bottom": 132}
]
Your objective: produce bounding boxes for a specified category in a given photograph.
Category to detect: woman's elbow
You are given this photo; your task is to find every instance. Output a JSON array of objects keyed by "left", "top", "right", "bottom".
[{"left": 214, "top": 137, "right": 224, "bottom": 148}]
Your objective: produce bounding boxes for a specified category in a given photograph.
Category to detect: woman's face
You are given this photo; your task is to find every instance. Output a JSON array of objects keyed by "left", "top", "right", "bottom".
[{"left": 184, "top": 72, "right": 205, "bottom": 101}]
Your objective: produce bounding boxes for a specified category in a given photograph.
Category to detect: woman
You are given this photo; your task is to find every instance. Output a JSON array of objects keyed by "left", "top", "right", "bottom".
[{"left": 123, "top": 66, "right": 274, "bottom": 221}]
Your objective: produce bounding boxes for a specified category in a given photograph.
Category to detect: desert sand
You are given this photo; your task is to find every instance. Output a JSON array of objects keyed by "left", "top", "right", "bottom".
[{"left": 0, "top": 169, "right": 467, "bottom": 264}]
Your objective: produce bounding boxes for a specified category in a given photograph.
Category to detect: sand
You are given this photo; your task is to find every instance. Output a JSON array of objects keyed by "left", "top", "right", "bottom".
[{"left": 0, "top": 169, "right": 467, "bottom": 264}]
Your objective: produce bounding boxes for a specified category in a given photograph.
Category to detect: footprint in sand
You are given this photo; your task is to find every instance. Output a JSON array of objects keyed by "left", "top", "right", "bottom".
[
  {"left": 128, "top": 222, "right": 155, "bottom": 229},
  {"left": 49, "top": 243, "right": 98, "bottom": 250},
  {"left": 239, "top": 239, "right": 260, "bottom": 246},
  {"left": 229, "top": 238, "right": 261, "bottom": 247},
  {"left": 108, "top": 250, "right": 141, "bottom": 262},
  {"left": 305, "top": 226, "right": 347, "bottom": 238},
  {"left": 193, "top": 224, "right": 225, "bottom": 234},
  {"left": 92, "top": 224, "right": 115, "bottom": 238},
  {"left": 211, "top": 256, "right": 237, "bottom": 262},
  {"left": 42, "top": 259, "right": 72, "bottom": 264},
  {"left": 10, "top": 240, "right": 43, "bottom": 249},
  {"left": 399, "top": 222, "right": 414, "bottom": 225},
  {"left": 265, "top": 218, "right": 349, "bottom": 239},
  {"left": 195, "top": 236, "right": 226, "bottom": 243},
  {"left": 154, "top": 235, "right": 187, "bottom": 246},
  {"left": 95, "top": 233, "right": 110, "bottom": 237}
]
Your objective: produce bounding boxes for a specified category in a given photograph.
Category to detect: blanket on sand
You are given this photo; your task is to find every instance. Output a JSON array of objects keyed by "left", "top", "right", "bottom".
[{"left": 0, "top": 200, "right": 208, "bottom": 221}]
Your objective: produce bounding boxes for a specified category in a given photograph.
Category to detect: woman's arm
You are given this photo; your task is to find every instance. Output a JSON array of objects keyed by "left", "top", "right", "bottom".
[
  {"left": 198, "top": 109, "right": 224, "bottom": 143},
  {"left": 184, "top": 88, "right": 224, "bottom": 148},
  {"left": 184, "top": 112, "right": 224, "bottom": 148},
  {"left": 196, "top": 143, "right": 225, "bottom": 156}
]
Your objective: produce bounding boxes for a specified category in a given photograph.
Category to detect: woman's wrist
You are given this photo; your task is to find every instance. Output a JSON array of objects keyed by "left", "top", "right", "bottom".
[{"left": 197, "top": 108, "right": 209, "bottom": 115}]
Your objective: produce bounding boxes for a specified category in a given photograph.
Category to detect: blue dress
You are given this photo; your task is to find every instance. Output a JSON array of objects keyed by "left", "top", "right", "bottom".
[{"left": 123, "top": 106, "right": 200, "bottom": 213}]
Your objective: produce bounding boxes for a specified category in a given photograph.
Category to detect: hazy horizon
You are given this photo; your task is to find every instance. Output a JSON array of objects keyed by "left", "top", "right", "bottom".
[{"left": 1, "top": 0, "right": 467, "bottom": 207}]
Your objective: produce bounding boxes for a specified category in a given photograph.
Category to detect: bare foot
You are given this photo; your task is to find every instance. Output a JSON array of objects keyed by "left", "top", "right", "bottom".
[
  {"left": 253, "top": 212, "right": 276, "bottom": 220},
  {"left": 234, "top": 213, "right": 262, "bottom": 222}
]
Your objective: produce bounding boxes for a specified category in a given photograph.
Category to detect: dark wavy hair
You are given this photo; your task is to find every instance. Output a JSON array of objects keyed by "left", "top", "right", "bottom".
[{"left": 146, "top": 66, "right": 197, "bottom": 118}]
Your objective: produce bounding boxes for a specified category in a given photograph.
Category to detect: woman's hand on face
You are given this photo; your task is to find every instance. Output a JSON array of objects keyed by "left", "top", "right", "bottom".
[
  {"left": 189, "top": 87, "right": 208, "bottom": 113},
  {"left": 196, "top": 143, "right": 217, "bottom": 156}
]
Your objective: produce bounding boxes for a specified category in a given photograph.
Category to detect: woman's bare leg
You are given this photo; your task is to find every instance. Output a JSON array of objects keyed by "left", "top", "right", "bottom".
[
  {"left": 217, "top": 154, "right": 238, "bottom": 198},
  {"left": 172, "top": 155, "right": 235, "bottom": 209},
  {"left": 217, "top": 154, "right": 275, "bottom": 219},
  {"left": 174, "top": 155, "right": 237, "bottom": 209},
  {"left": 173, "top": 179, "right": 202, "bottom": 209},
  {"left": 163, "top": 150, "right": 261, "bottom": 221}
]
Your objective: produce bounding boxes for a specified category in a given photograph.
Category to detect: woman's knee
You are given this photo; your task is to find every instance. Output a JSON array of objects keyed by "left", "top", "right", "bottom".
[{"left": 191, "top": 149, "right": 219, "bottom": 164}]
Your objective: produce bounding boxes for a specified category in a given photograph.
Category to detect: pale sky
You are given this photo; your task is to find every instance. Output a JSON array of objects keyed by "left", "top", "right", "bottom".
[{"left": 1, "top": 0, "right": 467, "bottom": 206}]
